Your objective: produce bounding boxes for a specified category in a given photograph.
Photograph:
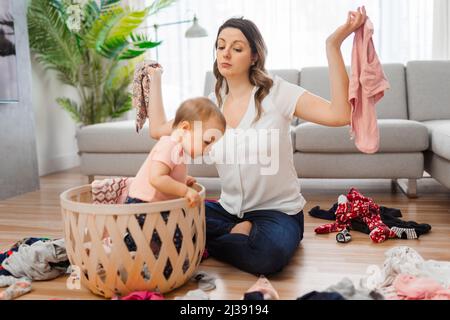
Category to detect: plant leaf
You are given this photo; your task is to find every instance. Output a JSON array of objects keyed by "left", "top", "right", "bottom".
[
  {"left": 148, "top": 0, "right": 177, "bottom": 15},
  {"left": 100, "top": 0, "right": 122, "bottom": 12},
  {"left": 56, "top": 97, "right": 82, "bottom": 123},
  {"left": 130, "top": 33, "right": 161, "bottom": 49},
  {"left": 29, "top": 0, "right": 178, "bottom": 125},
  {"left": 98, "top": 36, "right": 129, "bottom": 58},
  {"left": 28, "top": 0, "right": 82, "bottom": 81},
  {"left": 84, "top": 5, "right": 124, "bottom": 50},
  {"left": 107, "top": 7, "right": 149, "bottom": 40},
  {"left": 118, "top": 47, "right": 155, "bottom": 60}
]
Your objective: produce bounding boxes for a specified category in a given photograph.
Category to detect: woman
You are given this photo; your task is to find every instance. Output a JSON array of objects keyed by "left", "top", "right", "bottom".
[{"left": 146, "top": 7, "right": 367, "bottom": 275}]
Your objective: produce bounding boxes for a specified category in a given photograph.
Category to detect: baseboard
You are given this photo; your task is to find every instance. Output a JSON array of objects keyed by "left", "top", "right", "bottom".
[{"left": 39, "top": 153, "right": 80, "bottom": 176}]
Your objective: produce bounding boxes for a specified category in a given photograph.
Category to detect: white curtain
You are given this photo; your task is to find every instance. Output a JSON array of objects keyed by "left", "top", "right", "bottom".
[
  {"left": 131, "top": 0, "right": 435, "bottom": 118},
  {"left": 433, "top": 0, "right": 450, "bottom": 59}
]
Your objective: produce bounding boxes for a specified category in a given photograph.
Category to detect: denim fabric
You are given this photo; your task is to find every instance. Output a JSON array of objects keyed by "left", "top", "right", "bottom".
[
  {"left": 205, "top": 201, "right": 304, "bottom": 275},
  {"left": 123, "top": 196, "right": 186, "bottom": 278}
]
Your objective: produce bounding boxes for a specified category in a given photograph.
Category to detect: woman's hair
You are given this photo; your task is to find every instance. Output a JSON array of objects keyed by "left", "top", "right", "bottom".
[
  {"left": 173, "top": 97, "right": 226, "bottom": 131},
  {"left": 213, "top": 17, "right": 273, "bottom": 123}
]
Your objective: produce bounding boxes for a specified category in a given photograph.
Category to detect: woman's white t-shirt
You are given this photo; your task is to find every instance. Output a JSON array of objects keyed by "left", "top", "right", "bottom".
[{"left": 207, "top": 75, "right": 307, "bottom": 218}]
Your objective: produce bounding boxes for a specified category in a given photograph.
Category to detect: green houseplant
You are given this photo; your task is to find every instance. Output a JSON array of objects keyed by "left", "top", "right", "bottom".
[{"left": 27, "top": 0, "right": 175, "bottom": 125}]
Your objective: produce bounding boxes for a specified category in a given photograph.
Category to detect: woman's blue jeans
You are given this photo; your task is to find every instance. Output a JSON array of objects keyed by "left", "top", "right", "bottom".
[{"left": 205, "top": 201, "right": 304, "bottom": 275}]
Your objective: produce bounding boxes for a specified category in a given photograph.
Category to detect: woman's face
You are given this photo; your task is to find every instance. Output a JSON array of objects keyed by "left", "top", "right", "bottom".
[{"left": 216, "top": 27, "right": 254, "bottom": 78}]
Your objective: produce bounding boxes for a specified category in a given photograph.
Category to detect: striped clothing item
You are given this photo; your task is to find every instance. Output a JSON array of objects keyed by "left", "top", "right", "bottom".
[
  {"left": 132, "top": 60, "right": 162, "bottom": 133},
  {"left": 91, "top": 177, "right": 133, "bottom": 204},
  {"left": 377, "top": 285, "right": 399, "bottom": 300},
  {"left": 390, "top": 227, "right": 418, "bottom": 240}
]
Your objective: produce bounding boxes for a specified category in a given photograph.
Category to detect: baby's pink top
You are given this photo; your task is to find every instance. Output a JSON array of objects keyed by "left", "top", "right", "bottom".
[
  {"left": 349, "top": 17, "right": 390, "bottom": 154},
  {"left": 128, "top": 135, "right": 187, "bottom": 202}
]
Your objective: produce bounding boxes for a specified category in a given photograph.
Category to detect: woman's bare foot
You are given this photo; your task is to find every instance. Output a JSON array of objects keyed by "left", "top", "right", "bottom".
[
  {"left": 230, "top": 221, "right": 252, "bottom": 236},
  {"left": 246, "top": 276, "right": 280, "bottom": 300}
]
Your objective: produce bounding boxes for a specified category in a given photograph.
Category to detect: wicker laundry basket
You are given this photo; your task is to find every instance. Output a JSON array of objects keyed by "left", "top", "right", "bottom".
[{"left": 60, "top": 184, "right": 206, "bottom": 298}]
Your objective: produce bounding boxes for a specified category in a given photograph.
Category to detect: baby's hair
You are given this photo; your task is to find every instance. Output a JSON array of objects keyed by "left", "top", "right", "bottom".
[{"left": 172, "top": 97, "right": 226, "bottom": 131}]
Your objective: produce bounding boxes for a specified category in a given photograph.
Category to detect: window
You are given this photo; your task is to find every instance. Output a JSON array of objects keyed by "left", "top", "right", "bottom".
[{"left": 135, "top": 0, "right": 434, "bottom": 118}]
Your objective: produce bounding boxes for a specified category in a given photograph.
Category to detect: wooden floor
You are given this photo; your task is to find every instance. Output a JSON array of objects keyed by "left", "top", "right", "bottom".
[{"left": 1, "top": 168, "right": 449, "bottom": 300}]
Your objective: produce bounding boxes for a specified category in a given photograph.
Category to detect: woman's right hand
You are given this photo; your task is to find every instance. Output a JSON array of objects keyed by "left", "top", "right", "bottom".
[
  {"left": 147, "top": 65, "right": 163, "bottom": 80},
  {"left": 327, "top": 6, "right": 367, "bottom": 46},
  {"left": 184, "top": 187, "right": 201, "bottom": 208}
]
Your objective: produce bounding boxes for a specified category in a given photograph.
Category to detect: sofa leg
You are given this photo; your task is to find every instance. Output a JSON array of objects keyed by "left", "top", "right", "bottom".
[
  {"left": 88, "top": 175, "right": 95, "bottom": 184},
  {"left": 392, "top": 178, "right": 418, "bottom": 198},
  {"left": 390, "top": 179, "right": 397, "bottom": 192}
]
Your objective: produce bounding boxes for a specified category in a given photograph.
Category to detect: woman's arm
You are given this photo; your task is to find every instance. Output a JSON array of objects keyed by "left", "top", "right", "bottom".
[
  {"left": 147, "top": 68, "right": 174, "bottom": 139},
  {"left": 294, "top": 6, "right": 367, "bottom": 127}
]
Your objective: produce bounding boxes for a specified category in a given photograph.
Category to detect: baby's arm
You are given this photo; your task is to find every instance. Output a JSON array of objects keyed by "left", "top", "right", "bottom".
[
  {"left": 149, "top": 161, "right": 187, "bottom": 197},
  {"left": 149, "top": 161, "right": 200, "bottom": 207},
  {"left": 147, "top": 67, "right": 174, "bottom": 139}
]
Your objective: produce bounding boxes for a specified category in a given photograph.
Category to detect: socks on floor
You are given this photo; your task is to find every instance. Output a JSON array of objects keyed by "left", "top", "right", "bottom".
[
  {"left": 390, "top": 227, "right": 418, "bottom": 239},
  {"left": 310, "top": 199, "right": 431, "bottom": 239},
  {"left": 309, "top": 204, "right": 403, "bottom": 221},
  {"left": 336, "top": 228, "right": 352, "bottom": 243},
  {"left": 191, "top": 271, "right": 216, "bottom": 291}
]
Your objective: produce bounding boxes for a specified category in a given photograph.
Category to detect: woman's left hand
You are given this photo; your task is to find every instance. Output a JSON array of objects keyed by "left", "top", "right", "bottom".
[{"left": 327, "top": 6, "right": 367, "bottom": 46}]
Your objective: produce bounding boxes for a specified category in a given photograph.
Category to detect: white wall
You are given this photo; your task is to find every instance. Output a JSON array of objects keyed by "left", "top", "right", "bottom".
[
  {"left": 0, "top": 0, "right": 40, "bottom": 200},
  {"left": 31, "top": 57, "right": 80, "bottom": 176}
]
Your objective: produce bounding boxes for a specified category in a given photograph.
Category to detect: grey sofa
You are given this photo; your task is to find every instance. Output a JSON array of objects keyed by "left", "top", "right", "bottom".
[{"left": 76, "top": 61, "right": 450, "bottom": 198}]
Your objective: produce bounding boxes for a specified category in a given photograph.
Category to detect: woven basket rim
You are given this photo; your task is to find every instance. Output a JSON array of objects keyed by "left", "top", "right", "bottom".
[{"left": 60, "top": 183, "right": 206, "bottom": 215}]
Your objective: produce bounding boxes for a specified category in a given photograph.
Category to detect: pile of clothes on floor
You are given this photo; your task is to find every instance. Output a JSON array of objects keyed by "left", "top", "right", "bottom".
[
  {"left": 111, "top": 270, "right": 218, "bottom": 300},
  {"left": 359, "top": 246, "right": 450, "bottom": 300},
  {"left": 309, "top": 188, "right": 432, "bottom": 243},
  {"left": 114, "top": 246, "right": 450, "bottom": 300},
  {"left": 110, "top": 272, "right": 280, "bottom": 301},
  {"left": 227, "top": 246, "right": 450, "bottom": 301},
  {"left": 1, "top": 235, "right": 448, "bottom": 300},
  {"left": 296, "top": 246, "right": 450, "bottom": 300},
  {"left": 0, "top": 237, "right": 70, "bottom": 300}
]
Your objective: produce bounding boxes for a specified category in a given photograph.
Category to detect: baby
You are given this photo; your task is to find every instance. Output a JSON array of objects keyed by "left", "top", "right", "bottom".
[
  {"left": 124, "top": 97, "right": 226, "bottom": 258},
  {"left": 126, "top": 96, "right": 226, "bottom": 206}
]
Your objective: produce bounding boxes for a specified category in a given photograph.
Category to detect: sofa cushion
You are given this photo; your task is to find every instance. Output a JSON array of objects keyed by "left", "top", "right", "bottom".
[
  {"left": 294, "top": 119, "right": 429, "bottom": 153},
  {"left": 406, "top": 61, "right": 450, "bottom": 121},
  {"left": 77, "top": 120, "right": 157, "bottom": 153},
  {"left": 299, "top": 64, "right": 408, "bottom": 121},
  {"left": 294, "top": 152, "right": 424, "bottom": 179},
  {"left": 422, "top": 120, "right": 450, "bottom": 160}
]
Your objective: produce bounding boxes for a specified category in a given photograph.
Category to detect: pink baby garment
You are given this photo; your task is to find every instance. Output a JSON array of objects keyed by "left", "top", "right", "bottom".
[
  {"left": 349, "top": 17, "right": 390, "bottom": 154},
  {"left": 393, "top": 274, "right": 450, "bottom": 300},
  {"left": 113, "top": 291, "right": 165, "bottom": 300},
  {"left": 128, "top": 135, "right": 187, "bottom": 202}
]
